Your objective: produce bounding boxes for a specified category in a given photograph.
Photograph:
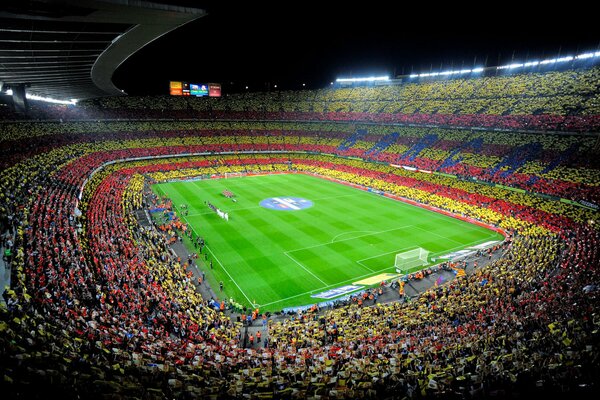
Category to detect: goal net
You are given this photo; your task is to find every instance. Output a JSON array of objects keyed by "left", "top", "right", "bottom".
[
  {"left": 224, "top": 172, "right": 245, "bottom": 179},
  {"left": 395, "top": 248, "right": 429, "bottom": 274}
]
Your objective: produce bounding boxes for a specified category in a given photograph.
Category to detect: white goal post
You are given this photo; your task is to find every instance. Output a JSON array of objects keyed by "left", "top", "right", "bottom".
[
  {"left": 395, "top": 248, "right": 430, "bottom": 274},
  {"left": 224, "top": 172, "right": 245, "bottom": 179}
]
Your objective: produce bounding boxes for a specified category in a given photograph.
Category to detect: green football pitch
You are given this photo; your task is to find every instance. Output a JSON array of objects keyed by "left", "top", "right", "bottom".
[{"left": 153, "top": 173, "right": 503, "bottom": 311}]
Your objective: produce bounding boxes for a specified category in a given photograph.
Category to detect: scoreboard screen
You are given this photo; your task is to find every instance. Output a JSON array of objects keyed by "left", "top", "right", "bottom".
[
  {"left": 169, "top": 81, "right": 182, "bottom": 96},
  {"left": 209, "top": 83, "right": 221, "bottom": 97},
  {"left": 170, "top": 81, "right": 220, "bottom": 97},
  {"left": 190, "top": 83, "right": 209, "bottom": 97}
]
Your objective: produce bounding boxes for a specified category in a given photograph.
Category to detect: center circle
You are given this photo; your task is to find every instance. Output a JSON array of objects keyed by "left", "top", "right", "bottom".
[{"left": 260, "top": 197, "right": 313, "bottom": 211}]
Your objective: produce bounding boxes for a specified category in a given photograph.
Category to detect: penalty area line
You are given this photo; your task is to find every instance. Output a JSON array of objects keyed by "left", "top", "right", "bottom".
[
  {"left": 259, "top": 265, "right": 398, "bottom": 308},
  {"left": 283, "top": 252, "right": 328, "bottom": 286},
  {"left": 265, "top": 235, "right": 503, "bottom": 307},
  {"left": 330, "top": 230, "right": 377, "bottom": 243},
  {"left": 287, "top": 225, "right": 413, "bottom": 254},
  {"left": 355, "top": 260, "right": 375, "bottom": 272}
]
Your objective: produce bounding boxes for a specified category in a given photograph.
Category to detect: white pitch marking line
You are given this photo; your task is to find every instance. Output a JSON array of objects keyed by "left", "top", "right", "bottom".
[
  {"left": 287, "top": 225, "right": 413, "bottom": 254},
  {"left": 184, "top": 193, "right": 360, "bottom": 217},
  {"left": 171, "top": 203, "right": 255, "bottom": 307},
  {"left": 357, "top": 247, "right": 417, "bottom": 263},
  {"left": 258, "top": 266, "right": 397, "bottom": 307},
  {"left": 283, "top": 252, "right": 328, "bottom": 286},
  {"left": 205, "top": 245, "right": 254, "bottom": 306},
  {"left": 355, "top": 260, "right": 375, "bottom": 273},
  {"left": 330, "top": 230, "right": 377, "bottom": 243}
]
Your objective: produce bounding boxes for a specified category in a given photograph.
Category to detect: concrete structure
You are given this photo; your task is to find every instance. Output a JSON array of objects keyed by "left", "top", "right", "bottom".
[{"left": 0, "top": 0, "right": 206, "bottom": 102}]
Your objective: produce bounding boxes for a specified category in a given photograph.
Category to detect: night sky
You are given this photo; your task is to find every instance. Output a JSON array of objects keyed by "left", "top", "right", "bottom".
[{"left": 112, "top": 2, "right": 599, "bottom": 95}]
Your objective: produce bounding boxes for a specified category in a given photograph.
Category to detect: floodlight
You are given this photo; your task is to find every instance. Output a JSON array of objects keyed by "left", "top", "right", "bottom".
[
  {"left": 26, "top": 93, "right": 77, "bottom": 105},
  {"left": 556, "top": 56, "right": 574, "bottom": 63},
  {"left": 576, "top": 53, "right": 594, "bottom": 59},
  {"left": 335, "top": 76, "right": 390, "bottom": 83},
  {"left": 408, "top": 49, "right": 600, "bottom": 80}
]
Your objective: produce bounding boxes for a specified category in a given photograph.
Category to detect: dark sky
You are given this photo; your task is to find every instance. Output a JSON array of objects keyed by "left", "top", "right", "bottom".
[{"left": 112, "top": 2, "right": 599, "bottom": 95}]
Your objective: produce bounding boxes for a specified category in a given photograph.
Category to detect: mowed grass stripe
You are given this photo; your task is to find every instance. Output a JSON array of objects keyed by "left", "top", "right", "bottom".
[
  {"left": 219, "top": 176, "right": 341, "bottom": 299},
  {"left": 194, "top": 210, "right": 325, "bottom": 301},
  {"left": 196, "top": 177, "right": 336, "bottom": 300},
  {"left": 169, "top": 183, "right": 325, "bottom": 303},
  {"left": 160, "top": 177, "right": 346, "bottom": 302},
  {"left": 156, "top": 184, "right": 252, "bottom": 304},
  {"left": 153, "top": 173, "right": 504, "bottom": 311}
]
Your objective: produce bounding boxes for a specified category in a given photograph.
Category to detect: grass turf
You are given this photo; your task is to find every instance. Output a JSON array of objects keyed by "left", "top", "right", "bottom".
[{"left": 153, "top": 173, "right": 503, "bottom": 311}]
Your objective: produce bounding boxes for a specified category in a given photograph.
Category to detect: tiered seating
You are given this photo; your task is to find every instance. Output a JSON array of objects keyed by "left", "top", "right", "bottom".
[
  {"left": 1, "top": 69, "right": 599, "bottom": 397},
  {"left": 3, "top": 66, "right": 599, "bottom": 132},
  {"left": 488, "top": 142, "right": 543, "bottom": 177},
  {"left": 364, "top": 132, "right": 399, "bottom": 157},
  {"left": 337, "top": 129, "right": 367, "bottom": 151},
  {"left": 1, "top": 120, "right": 598, "bottom": 203}
]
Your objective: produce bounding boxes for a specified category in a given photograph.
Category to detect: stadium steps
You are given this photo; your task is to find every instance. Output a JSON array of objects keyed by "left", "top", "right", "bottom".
[
  {"left": 490, "top": 142, "right": 543, "bottom": 177},
  {"left": 365, "top": 132, "right": 399, "bottom": 156},
  {"left": 402, "top": 133, "right": 439, "bottom": 161},
  {"left": 439, "top": 137, "right": 483, "bottom": 170},
  {"left": 528, "top": 143, "right": 580, "bottom": 184},
  {"left": 337, "top": 129, "right": 367, "bottom": 151},
  {"left": 542, "top": 142, "right": 580, "bottom": 174}
]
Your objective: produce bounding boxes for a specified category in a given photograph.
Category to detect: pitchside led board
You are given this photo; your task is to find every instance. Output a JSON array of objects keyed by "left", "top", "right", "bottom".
[{"left": 169, "top": 81, "right": 221, "bottom": 97}]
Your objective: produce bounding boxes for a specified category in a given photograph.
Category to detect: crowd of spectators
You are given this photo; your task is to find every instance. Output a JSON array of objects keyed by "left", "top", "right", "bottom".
[
  {"left": 0, "top": 90, "right": 599, "bottom": 398},
  {"left": 1, "top": 120, "right": 598, "bottom": 204},
  {"left": 2, "top": 66, "right": 599, "bottom": 131}
]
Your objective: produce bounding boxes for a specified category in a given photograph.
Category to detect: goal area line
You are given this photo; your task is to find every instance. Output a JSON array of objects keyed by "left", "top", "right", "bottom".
[{"left": 260, "top": 236, "right": 498, "bottom": 308}]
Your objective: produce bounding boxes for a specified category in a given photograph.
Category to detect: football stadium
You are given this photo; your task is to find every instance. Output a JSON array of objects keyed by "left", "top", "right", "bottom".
[{"left": 0, "top": 2, "right": 599, "bottom": 399}]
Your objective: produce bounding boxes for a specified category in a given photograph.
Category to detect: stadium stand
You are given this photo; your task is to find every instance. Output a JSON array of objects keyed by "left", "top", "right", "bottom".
[
  {"left": 2, "top": 66, "right": 600, "bottom": 131},
  {"left": 1, "top": 68, "right": 599, "bottom": 399}
]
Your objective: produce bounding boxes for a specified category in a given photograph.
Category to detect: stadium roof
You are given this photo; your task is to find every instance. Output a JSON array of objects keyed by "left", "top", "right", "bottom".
[{"left": 0, "top": 0, "right": 205, "bottom": 101}]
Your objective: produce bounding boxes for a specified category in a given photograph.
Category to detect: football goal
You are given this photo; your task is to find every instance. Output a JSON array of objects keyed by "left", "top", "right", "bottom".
[
  {"left": 395, "top": 247, "right": 430, "bottom": 274},
  {"left": 224, "top": 172, "right": 245, "bottom": 179}
]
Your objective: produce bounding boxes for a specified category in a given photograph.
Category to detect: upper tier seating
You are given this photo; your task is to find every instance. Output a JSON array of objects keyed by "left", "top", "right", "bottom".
[{"left": 2, "top": 66, "right": 600, "bottom": 131}]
